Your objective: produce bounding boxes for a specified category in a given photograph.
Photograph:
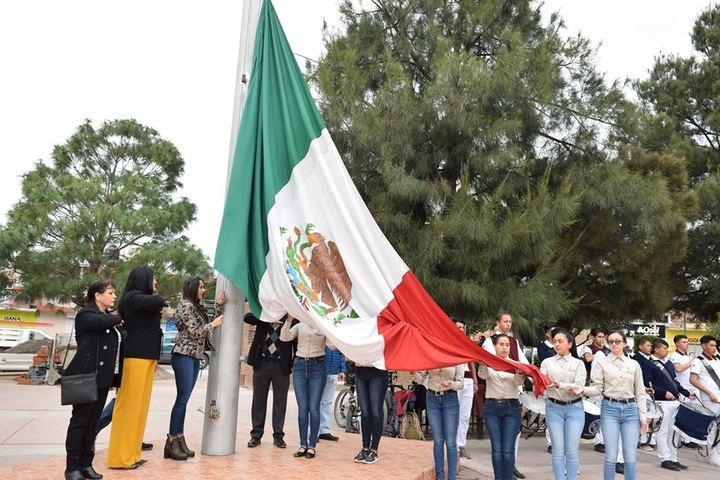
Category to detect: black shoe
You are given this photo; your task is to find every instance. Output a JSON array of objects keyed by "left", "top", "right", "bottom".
[
  {"left": 513, "top": 468, "right": 526, "bottom": 479},
  {"left": 318, "top": 433, "right": 339, "bottom": 441},
  {"left": 673, "top": 461, "right": 688, "bottom": 470},
  {"left": 363, "top": 450, "right": 378, "bottom": 464},
  {"left": 110, "top": 459, "right": 147, "bottom": 470},
  {"left": 305, "top": 447, "right": 316, "bottom": 459},
  {"left": 354, "top": 449, "right": 369, "bottom": 463},
  {"left": 547, "top": 445, "right": 552, "bottom": 454},
  {"left": 294, "top": 447, "right": 308, "bottom": 458},
  {"left": 247, "top": 437, "right": 261, "bottom": 448},
  {"left": 273, "top": 437, "right": 287, "bottom": 448},
  {"left": 64, "top": 470, "right": 85, "bottom": 480},
  {"left": 615, "top": 463, "right": 624, "bottom": 474},
  {"left": 661, "top": 460, "right": 681, "bottom": 471},
  {"left": 141, "top": 442, "right": 153, "bottom": 451},
  {"left": 79, "top": 466, "right": 103, "bottom": 479},
  {"left": 594, "top": 444, "right": 605, "bottom": 453}
]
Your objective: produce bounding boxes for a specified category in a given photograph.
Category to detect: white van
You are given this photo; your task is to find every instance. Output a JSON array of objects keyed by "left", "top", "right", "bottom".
[{"left": 0, "top": 328, "right": 52, "bottom": 351}]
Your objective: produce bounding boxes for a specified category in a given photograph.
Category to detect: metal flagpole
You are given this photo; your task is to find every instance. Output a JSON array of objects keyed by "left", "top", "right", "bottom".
[{"left": 201, "top": 0, "right": 262, "bottom": 455}]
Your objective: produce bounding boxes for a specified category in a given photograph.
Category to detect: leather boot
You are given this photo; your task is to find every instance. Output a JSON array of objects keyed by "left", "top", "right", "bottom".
[
  {"left": 64, "top": 470, "right": 85, "bottom": 480},
  {"left": 176, "top": 435, "right": 195, "bottom": 457},
  {"left": 164, "top": 435, "right": 188, "bottom": 461},
  {"left": 80, "top": 465, "right": 103, "bottom": 479}
]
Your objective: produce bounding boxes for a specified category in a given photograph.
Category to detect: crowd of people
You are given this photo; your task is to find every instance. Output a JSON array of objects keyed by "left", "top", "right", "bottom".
[{"left": 61, "top": 278, "right": 720, "bottom": 480}]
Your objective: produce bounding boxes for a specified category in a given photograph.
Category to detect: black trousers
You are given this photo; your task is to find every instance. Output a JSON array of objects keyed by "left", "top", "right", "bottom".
[
  {"left": 250, "top": 361, "right": 290, "bottom": 439},
  {"left": 65, "top": 387, "right": 109, "bottom": 471}
]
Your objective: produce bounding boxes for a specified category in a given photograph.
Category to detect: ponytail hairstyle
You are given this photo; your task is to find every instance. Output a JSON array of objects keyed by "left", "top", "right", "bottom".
[{"left": 551, "top": 327, "right": 579, "bottom": 359}]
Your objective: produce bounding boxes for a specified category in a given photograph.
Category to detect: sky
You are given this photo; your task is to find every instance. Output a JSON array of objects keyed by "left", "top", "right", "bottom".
[{"left": 0, "top": 0, "right": 713, "bottom": 266}]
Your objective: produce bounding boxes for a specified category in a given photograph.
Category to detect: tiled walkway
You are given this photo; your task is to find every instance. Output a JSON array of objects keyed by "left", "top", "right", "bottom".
[
  {"left": 0, "top": 432, "right": 434, "bottom": 480},
  {"left": 0, "top": 370, "right": 434, "bottom": 480}
]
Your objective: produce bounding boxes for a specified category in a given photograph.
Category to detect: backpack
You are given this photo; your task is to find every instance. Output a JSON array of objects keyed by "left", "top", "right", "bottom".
[{"left": 400, "top": 411, "right": 425, "bottom": 441}]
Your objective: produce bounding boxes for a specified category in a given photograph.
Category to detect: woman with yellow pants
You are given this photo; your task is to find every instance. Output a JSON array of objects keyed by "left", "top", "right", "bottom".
[{"left": 107, "top": 266, "right": 167, "bottom": 470}]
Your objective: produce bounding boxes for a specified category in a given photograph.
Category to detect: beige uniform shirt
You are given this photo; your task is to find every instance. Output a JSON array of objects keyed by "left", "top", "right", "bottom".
[
  {"left": 540, "top": 354, "right": 586, "bottom": 402},
  {"left": 477, "top": 364, "right": 524, "bottom": 399},
  {"left": 413, "top": 365, "right": 465, "bottom": 393},
  {"left": 584, "top": 353, "right": 647, "bottom": 421}
]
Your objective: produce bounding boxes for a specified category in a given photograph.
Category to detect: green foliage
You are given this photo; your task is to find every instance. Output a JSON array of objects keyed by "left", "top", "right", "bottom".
[
  {"left": 635, "top": 4, "right": 720, "bottom": 320},
  {"left": 0, "top": 119, "right": 212, "bottom": 304},
  {"left": 311, "top": 0, "right": 691, "bottom": 333}
]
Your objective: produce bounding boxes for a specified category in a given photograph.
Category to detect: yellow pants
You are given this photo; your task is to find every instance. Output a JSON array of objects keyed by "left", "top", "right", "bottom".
[{"left": 106, "top": 357, "right": 156, "bottom": 468}]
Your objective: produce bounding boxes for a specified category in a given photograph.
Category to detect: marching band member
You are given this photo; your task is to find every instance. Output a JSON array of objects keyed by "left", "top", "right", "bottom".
[
  {"left": 689, "top": 335, "right": 720, "bottom": 467},
  {"left": 648, "top": 338, "right": 693, "bottom": 471}
]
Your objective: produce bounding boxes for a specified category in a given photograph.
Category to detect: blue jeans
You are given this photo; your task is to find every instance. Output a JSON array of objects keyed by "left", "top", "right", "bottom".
[
  {"left": 293, "top": 357, "right": 326, "bottom": 448},
  {"left": 96, "top": 397, "right": 114, "bottom": 434},
  {"left": 545, "top": 400, "right": 584, "bottom": 480},
  {"left": 427, "top": 390, "right": 460, "bottom": 480},
  {"left": 600, "top": 399, "right": 640, "bottom": 480},
  {"left": 355, "top": 366, "right": 388, "bottom": 451},
  {"left": 169, "top": 353, "right": 200, "bottom": 436},
  {"left": 484, "top": 399, "right": 521, "bottom": 480}
]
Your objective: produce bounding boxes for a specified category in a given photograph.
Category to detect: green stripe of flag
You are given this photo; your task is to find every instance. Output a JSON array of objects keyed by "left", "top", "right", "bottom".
[{"left": 215, "top": 0, "right": 325, "bottom": 313}]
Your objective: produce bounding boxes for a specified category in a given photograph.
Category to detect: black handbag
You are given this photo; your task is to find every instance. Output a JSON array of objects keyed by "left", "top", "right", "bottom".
[
  {"left": 61, "top": 372, "right": 98, "bottom": 405},
  {"left": 60, "top": 327, "right": 99, "bottom": 406}
]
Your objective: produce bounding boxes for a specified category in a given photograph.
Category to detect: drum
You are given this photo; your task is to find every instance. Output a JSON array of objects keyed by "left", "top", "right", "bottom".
[
  {"left": 519, "top": 392, "right": 546, "bottom": 437},
  {"left": 673, "top": 402, "right": 718, "bottom": 445},
  {"left": 645, "top": 396, "right": 664, "bottom": 433},
  {"left": 581, "top": 399, "right": 601, "bottom": 440}
]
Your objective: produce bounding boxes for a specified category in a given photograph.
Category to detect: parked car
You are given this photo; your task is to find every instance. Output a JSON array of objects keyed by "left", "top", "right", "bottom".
[{"left": 158, "top": 331, "right": 210, "bottom": 370}]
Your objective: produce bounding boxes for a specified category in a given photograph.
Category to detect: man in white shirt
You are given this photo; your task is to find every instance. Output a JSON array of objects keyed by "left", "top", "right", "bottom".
[
  {"left": 482, "top": 312, "right": 528, "bottom": 479},
  {"left": 670, "top": 334, "right": 694, "bottom": 391},
  {"left": 454, "top": 321, "right": 477, "bottom": 460},
  {"left": 670, "top": 334, "right": 698, "bottom": 448},
  {"left": 482, "top": 313, "right": 529, "bottom": 365},
  {"left": 689, "top": 335, "right": 720, "bottom": 467}
]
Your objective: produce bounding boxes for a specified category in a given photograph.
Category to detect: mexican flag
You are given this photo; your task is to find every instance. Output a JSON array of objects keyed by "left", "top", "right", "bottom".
[{"left": 215, "top": 0, "right": 547, "bottom": 386}]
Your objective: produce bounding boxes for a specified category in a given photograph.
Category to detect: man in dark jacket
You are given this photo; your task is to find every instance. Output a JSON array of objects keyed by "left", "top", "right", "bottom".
[
  {"left": 649, "top": 338, "right": 694, "bottom": 471},
  {"left": 244, "top": 312, "right": 296, "bottom": 448}
]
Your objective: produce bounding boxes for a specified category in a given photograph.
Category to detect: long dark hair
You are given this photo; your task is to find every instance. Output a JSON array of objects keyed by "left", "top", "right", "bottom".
[
  {"left": 118, "top": 265, "right": 155, "bottom": 316},
  {"left": 182, "top": 276, "right": 208, "bottom": 322},
  {"left": 122, "top": 266, "right": 155, "bottom": 295}
]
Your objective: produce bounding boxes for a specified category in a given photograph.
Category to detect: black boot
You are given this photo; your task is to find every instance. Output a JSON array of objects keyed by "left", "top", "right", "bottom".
[
  {"left": 80, "top": 465, "right": 103, "bottom": 479},
  {"left": 164, "top": 435, "right": 188, "bottom": 461},
  {"left": 64, "top": 470, "right": 85, "bottom": 480},
  {"left": 177, "top": 435, "right": 195, "bottom": 457}
]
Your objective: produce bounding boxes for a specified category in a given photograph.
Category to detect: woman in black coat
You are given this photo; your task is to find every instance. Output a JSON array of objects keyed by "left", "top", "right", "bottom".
[{"left": 64, "top": 280, "right": 123, "bottom": 480}]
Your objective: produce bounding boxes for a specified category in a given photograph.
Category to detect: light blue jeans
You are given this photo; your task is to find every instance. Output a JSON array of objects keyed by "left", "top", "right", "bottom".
[
  {"left": 545, "top": 400, "right": 584, "bottom": 480},
  {"left": 600, "top": 399, "right": 640, "bottom": 480},
  {"left": 426, "top": 390, "right": 460, "bottom": 480},
  {"left": 319, "top": 374, "right": 338, "bottom": 434}
]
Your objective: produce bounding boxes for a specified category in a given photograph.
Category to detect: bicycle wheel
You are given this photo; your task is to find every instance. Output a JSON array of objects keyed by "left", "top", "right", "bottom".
[
  {"left": 345, "top": 403, "right": 356, "bottom": 433},
  {"left": 383, "top": 389, "right": 395, "bottom": 436},
  {"left": 334, "top": 388, "right": 352, "bottom": 429}
]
